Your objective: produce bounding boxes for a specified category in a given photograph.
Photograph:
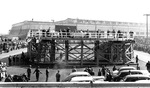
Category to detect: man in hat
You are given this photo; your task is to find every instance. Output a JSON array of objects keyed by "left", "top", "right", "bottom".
[
  {"left": 27, "top": 65, "right": 32, "bottom": 81},
  {"left": 45, "top": 67, "right": 49, "bottom": 82},
  {"left": 33, "top": 66, "right": 42, "bottom": 81},
  {"left": 56, "top": 70, "right": 61, "bottom": 82}
]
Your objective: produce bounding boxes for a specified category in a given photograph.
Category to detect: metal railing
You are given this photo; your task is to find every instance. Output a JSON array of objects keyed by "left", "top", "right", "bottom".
[{"left": 28, "top": 30, "right": 134, "bottom": 40}]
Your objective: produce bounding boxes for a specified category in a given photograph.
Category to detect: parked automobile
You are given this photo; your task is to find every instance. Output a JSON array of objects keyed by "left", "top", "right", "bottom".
[
  {"left": 121, "top": 75, "right": 150, "bottom": 82},
  {"left": 61, "top": 72, "right": 91, "bottom": 82},
  {"left": 70, "top": 76, "right": 107, "bottom": 83},
  {"left": 113, "top": 70, "right": 143, "bottom": 82},
  {"left": 70, "top": 76, "right": 93, "bottom": 82},
  {"left": 113, "top": 66, "right": 136, "bottom": 77}
]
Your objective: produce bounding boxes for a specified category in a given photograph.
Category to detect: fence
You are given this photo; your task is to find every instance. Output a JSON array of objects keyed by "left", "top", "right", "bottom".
[{"left": 27, "top": 30, "right": 134, "bottom": 40}]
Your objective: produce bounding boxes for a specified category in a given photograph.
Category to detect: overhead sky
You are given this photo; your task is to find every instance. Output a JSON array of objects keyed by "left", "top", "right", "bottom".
[{"left": 0, "top": 0, "right": 150, "bottom": 34}]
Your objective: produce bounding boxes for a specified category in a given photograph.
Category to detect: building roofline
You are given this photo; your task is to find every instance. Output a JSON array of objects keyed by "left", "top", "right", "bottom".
[
  {"left": 12, "top": 20, "right": 54, "bottom": 27},
  {"left": 12, "top": 18, "right": 146, "bottom": 27}
]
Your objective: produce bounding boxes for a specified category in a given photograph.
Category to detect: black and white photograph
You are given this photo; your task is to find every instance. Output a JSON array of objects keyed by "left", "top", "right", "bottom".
[{"left": 0, "top": 0, "right": 150, "bottom": 88}]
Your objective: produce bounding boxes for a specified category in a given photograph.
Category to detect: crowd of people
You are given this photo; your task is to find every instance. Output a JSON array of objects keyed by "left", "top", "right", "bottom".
[
  {"left": 0, "top": 62, "right": 7, "bottom": 81},
  {"left": 8, "top": 52, "right": 28, "bottom": 66},
  {"left": 0, "top": 38, "right": 27, "bottom": 54},
  {"left": 24, "top": 65, "right": 61, "bottom": 82},
  {"left": 134, "top": 37, "right": 150, "bottom": 54}
]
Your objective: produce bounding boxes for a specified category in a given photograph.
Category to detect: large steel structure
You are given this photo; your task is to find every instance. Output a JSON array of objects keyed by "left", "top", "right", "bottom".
[{"left": 27, "top": 27, "right": 134, "bottom": 67}]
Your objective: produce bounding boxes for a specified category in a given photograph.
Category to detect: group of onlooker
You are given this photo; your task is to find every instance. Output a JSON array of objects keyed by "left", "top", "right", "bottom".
[
  {"left": 134, "top": 37, "right": 150, "bottom": 55},
  {"left": 26, "top": 65, "right": 61, "bottom": 82},
  {"left": 8, "top": 52, "right": 28, "bottom": 66},
  {"left": 0, "top": 40, "right": 27, "bottom": 54},
  {"left": 4, "top": 64, "right": 61, "bottom": 82},
  {"left": 0, "top": 61, "right": 7, "bottom": 81}
]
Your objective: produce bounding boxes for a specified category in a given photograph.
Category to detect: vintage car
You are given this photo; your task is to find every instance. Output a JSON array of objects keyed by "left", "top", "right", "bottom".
[
  {"left": 113, "top": 66, "right": 136, "bottom": 77},
  {"left": 113, "top": 70, "right": 143, "bottom": 81},
  {"left": 121, "top": 74, "right": 150, "bottom": 82},
  {"left": 70, "top": 76, "right": 106, "bottom": 83},
  {"left": 70, "top": 76, "right": 93, "bottom": 82},
  {"left": 61, "top": 72, "right": 91, "bottom": 82}
]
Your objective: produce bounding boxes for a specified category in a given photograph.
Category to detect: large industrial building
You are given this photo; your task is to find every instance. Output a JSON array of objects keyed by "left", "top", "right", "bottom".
[{"left": 9, "top": 18, "right": 147, "bottom": 40}]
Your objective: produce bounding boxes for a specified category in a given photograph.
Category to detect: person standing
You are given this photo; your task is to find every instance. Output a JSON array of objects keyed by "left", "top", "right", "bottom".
[
  {"left": 60, "top": 51, "right": 63, "bottom": 60},
  {"left": 146, "top": 61, "right": 150, "bottom": 72},
  {"left": 66, "top": 27, "right": 70, "bottom": 38},
  {"left": 56, "top": 70, "right": 61, "bottom": 82},
  {"left": 112, "top": 65, "right": 117, "bottom": 71},
  {"left": 105, "top": 70, "right": 112, "bottom": 82},
  {"left": 107, "top": 30, "right": 110, "bottom": 38},
  {"left": 117, "top": 30, "right": 121, "bottom": 38},
  {"left": 87, "top": 66, "right": 91, "bottom": 74},
  {"left": 45, "top": 67, "right": 49, "bottom": 82},
  {"left": 84, "top": 67, "right": 88, "bottom": 72},
  {"left": 136, "top": 55, "right": 139, "bottom": 64},
  {"left": 27, "top": 65, "right": 32, "bottom": 81},
  {"left": 90, "top": 68, "right": 95, "bottom": 76},
  {"left": 98, "top": 69, "right": 102, "bottom": 76},
  {"left": 112, "top": 29, "right": 116, "bottom": 38},
  {"left": 101, "top": 65, "right": 106, "bottom": 76},
  {"left": 33, "top": 66, "right": 42, "bottom": 81},
  {"left": 12, "top": 55, "right": 16, "bottom": 65},
  {"left": 72, "top": 66, "right": 77, "bottom": 72},
  {"left": 8, "top": 56, "right": 11, "bottom": 66}
]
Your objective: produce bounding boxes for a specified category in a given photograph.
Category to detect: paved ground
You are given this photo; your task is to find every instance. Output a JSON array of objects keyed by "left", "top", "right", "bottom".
[{"left": 0, "top": 49, "right": 149, "bottom": 82}]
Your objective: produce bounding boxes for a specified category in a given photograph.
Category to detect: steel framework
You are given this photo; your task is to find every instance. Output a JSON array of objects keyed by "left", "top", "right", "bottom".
[{"left": 27, "top": 30, "right": 135, "bottom": 67}]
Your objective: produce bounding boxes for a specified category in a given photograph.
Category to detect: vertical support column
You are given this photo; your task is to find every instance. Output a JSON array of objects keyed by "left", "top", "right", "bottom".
[
  {"left": 95, "top": 40, "right": 99, "bottom": 66},
  {"left": 110, "top": 43, "right": 113, "bottom": 63},
  {"left": 37, "top": 43, "right": 41, "bottom": 63},
  {"left": 28, "top": 42, "right": 33, "bottom": 63},
  {"left": 65, "top": 40, "right": 69, "bottom": 61},
  {"left": 130, "top": 43, "right": 134, "bottom": 59},
  {"left": 122, "top": 42, "right": 126, "bottom": 64},
  {"left": 51, "top": 39, "right": 55, "bottom": 62},
  {"left": 128, "top": 42, "right": 134, "bottom": 60},
  {"left": 81, "top": 40, "right": 83, "bottom": 66}
]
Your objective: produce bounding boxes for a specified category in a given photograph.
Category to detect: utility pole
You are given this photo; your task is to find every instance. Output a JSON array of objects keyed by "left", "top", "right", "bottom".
[
  {"left": 94, "top": 21, "right": 97, "bottom": 31},
  {"left": 143, "top": 14, "right": 150, "bottom": 39},
  {"left": 76, "top": 18, "right": 78, "bottom": 30}
]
